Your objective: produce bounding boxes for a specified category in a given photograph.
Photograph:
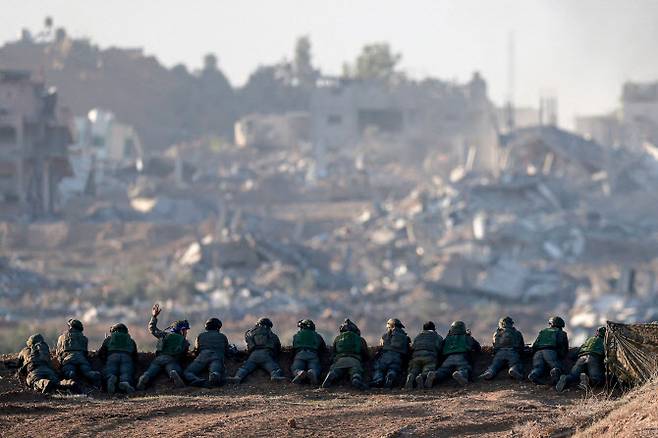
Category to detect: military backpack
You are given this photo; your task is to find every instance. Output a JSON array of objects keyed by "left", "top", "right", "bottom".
[
  {"left": 62, "top": 330, "right": 88, "bottom": 352},
  {"left": 579, "top": 336, "right": 604, "bottom": 357},
  {"left": 335, "top": 331, "right": 362, "bottom": 358},
  {"left": 197, "top": 331, "right": 227, "bottom": 354},
  {"left": 107, "top": 332, "right": 135, "bottom": 353},
  {"left": 533, "top": 327, "right": 560, "bottom": 349},
  {"left": 382, "top": 329, "right": 409, "bottom": 354},
  {"left": 158, "top": 332, "right": 186, "bottom": 356},
  {"left": 412, "top": 330, "right": 441, "bottom": 355}
]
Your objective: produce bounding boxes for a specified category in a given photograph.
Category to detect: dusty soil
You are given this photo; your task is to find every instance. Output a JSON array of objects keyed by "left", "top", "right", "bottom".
[{"left": 0, "top": 348, "right": 614, "bottom": 438}]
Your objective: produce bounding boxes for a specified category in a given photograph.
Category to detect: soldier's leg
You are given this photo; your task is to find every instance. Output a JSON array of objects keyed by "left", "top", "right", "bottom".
[
  {"left": 208, "top": 359, "right": 223, "bottom": 386},
  {"left": 481, "top": 353, "right": 505, "bottom": 379},
  {"left": 422, "top": 358, "right": 438, "bottom": 388},
  {"left": 184, "top": 355, "right": 208, "bottom": 384},
  {"left": 137, "top": 356, "right": 165, "bottom": 389},
  {"left": 504, "top": 350, "right": 524, "bottom": 380},
  {"left": 104, "top": 353, "right": 120, "bottom": 382},
  {"left": 556, "top": 356, "right": 586, "bottom": 392},
  {"left": 584, "top": 355, "right": 605, "bottom": 387},
  {"left": 61, "top": 359, "right": 77, "bottom": 380},
  {"left": 528, "top": 351, "right": 546, "bottom": 383},
  {"left": 370, "top": 357, "right": 387, "bottom": 386},
  {"left": 290, "top": 353, "right": 308, "bottom": 383},
  {"left": 262, "top": 355, "right": 286, "bottom": 381},
  {"left": 321, "top": 365, "right": 346, "bottom": 388},
  {"left": 307, "top": 356, "right": 321, "bottom": 385},
  {"left": 542, "top": 350, "right": 563, "bottom": 383},
  {"left": 163, "top": 357, "right": 185, "bottom": 387},
  {"left": 348, "top": 364, "right": 367, "bottom": 390},
  {"left": 451, "top": 354, "right": 471, "bottom": 386},
  {"left": 78, "top": 356, "right": 101, "bottom": 385},
  {"left": 385, "top": 357, "right": 402, "bottom": 388},
  {"left": 118, "top": 354, "right": 135, "bottom": 384},
  {"left": 230, "top": 356, "right": 258, "bottom": 383},
  {"left": 405, "top": 359, "right": 422, "bottom": 389}
]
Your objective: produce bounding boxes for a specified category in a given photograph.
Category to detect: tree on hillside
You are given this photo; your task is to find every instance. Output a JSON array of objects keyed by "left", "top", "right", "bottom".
[{"left": 343, "top": 43, "right": 403, "bottom": 83}]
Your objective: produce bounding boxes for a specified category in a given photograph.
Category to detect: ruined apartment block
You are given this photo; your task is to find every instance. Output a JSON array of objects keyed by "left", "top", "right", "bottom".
[{"left": 0, "top": 69, "right": 72, "bottom": 219}]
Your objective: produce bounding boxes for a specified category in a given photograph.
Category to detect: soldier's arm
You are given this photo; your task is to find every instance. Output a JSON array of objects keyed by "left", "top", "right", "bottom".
[
  {"left": 97, "top": 338, "right": 109, "bottom": 361},
  {"left": 470, "top": 336, "right": 482, "bottom": 353},
  {"left": 517, "top": 332, "right": 525, "bottom": 350},
  {"left": 131, "top": 340, "right": 139, "bottom": 362},
  {"left": 273, "top": 334, "right": 282, "bottom": 356},
  {"left": 192, "top": 336, "right": 200, "bottom": 356},
  {"left": 318, "top": 334, "right": 327, "bottom": 354},
  {"left": 16, "top": 349, "right": 26, "bottom": 373},
  {"left": 361, "top": 338, "right": 370, "bottom": 361},
  {"left": 559, "top": 332, "right": 569, "bottom": 358},
  {"left": 55, "top": 335, "right": 65, "bottom": 359},
  {"left": 148, "top": 316, "right": 166, "bottom": 339}
]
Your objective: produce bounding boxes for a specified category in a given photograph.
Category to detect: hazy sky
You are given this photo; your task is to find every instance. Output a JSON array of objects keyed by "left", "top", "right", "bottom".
[{"left": 2, "top": 0, "right": 658, "bottom": 127}]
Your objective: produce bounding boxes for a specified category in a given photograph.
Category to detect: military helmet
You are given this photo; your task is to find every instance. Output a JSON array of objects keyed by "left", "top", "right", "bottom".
[
  {"left": 340, "top": 318, "right": 360, "bottom": 335},
  {"left": 298, "top": 319, "right": 316, "bottom": 331},
  {"left": 205, "top": 318, "right": 222, "bottom": 331},
  {"left": 170, "top": 319, "right": 190, "bottom": 333},
  {"left": 548, "top": 316, "right": 565, "bottom": 328},
  {"left": 499, "top": 316, "right": 514, "bottom": 329},
  {"left": 68, "top": 319, "right": 84, "bottom": 331},
  {"left": 449, "top": 320, "right": 467, "bottom": 335},
  {"left": 257, "top": 317, "right": 273, "bottom": 328},
  {"left": 386, "top": 318, "right": 404, "bottom": 329},
  {"left": 26, "top": 333, "right": 44, "bottom": 347},
  {"left": 596, "top": 326, "right": 606, "bottom": 337},
  {"left": 422, "top": 321, "right": 436, "bottom": 331},
  {"left": 110, "top": 323, "right": 128, "bottom": 333}
]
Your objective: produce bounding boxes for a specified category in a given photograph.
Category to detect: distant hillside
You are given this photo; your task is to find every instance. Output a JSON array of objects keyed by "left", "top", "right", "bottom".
[{"left": 0, "top": 30, "right": 308, "bottom": 150}]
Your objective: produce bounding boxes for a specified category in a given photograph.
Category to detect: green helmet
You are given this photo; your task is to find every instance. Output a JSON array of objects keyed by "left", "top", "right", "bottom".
[
  {"left": 110, "top": 323, "right": 128, "bottom": 333},
  {"left": 256, "top": 317, "right": 273, "bottom": 328},
  {"left": 340, "top": 318, "right": 360, "bottom": 335},
  {"left": 68, "top": 319, "right": 84, "bottom": 331},
  {"left": 548, "top": 316, "right": 565, "bottom": 328},
  {"left": 298, "top": 319, "right": 315, "bottom": 331},
  {"left": 596, "top": 326, "right": 606, "bottom": 337},
  {"left": 499, "top": 316, "right": 514, "bottom": 329},
  {"left": 449, "top": 321, "right": 466, "bottom": 335},
  {"left": 386, "top": 318, "right": 404, "bottom": 329}
]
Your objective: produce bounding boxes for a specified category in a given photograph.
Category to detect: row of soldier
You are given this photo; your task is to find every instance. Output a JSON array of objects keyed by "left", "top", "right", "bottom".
[{"left": 17, "top": 304, "right": 606, "bottom": 394}]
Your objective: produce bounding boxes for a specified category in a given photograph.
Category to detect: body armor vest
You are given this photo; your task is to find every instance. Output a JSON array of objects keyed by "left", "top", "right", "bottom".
[
  {"left": 26, "top": 343, "right": 51, "bottom": 369},
  {"left": 493, "top": 328, "right": 521, "bottom": 350},
  {"left": 534, "top": 328, "right": 560, "bottom": 349},
  {"left": 158, "top": 332, "right": 185, "bottom": 356},
  {"left": 247, "top": 325, "right": 275, "bottom": 350},
  {"left": 107, "top": 332, "right": 135, "bottom": 353},
  {"left": 579, "top": 336, "right": 604, "bottom": 357},
  {"left": 293, "top": 329, "right": 320, "bottom": 350},
  {"left": 63, "top": 330, "right": 87, "bottom": 352},
  {"left": 443, "top": 334, "right": 469, "bottom": 355},
  {"left": 412, "top": 330, "right": 440, "bottom": 355},
  {"left": 335, "top": 331, "right": 362, "bottom": 358},
  {"left": 382, "top": 329, "right": 409, "bottom": 354},
  {"left": 197, "top": 331, "right": 227, "bottom": 354}
]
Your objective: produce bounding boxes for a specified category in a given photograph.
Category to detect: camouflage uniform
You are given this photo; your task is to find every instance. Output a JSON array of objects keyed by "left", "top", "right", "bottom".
[
  {"left": 56, "top": 320, "right": 101, "bottom": 385},
  {"left": 98, "top": 323, "right": 138, "bottom": 394},
  {"left": 322, "top": 319, "right": 370, "bottom": 390},
  {"left": 184, "top": 318, "right": 230, "bottom": 386},
  {"left": 528, "top": 316, "right": 569, "bottom": 385},
  {"left": 371, "top": 319, "right": 411, "bottom": 388},
  {"left": 229, "top": 318, "right": 286, "bottom": 383},
  {"left": 17, "top": 334, "right": 62, "bottom": 393},
  {"left": 481, "top": 317, "right": 525, "bottom": 381},
  {"left": 556, "top": 327, "right": 606, "bottom": 392},
  {"left": 435, "top": 321, "right": 481, "bottom": 386},
  {"left": 137, "top": 316, "right": 190, "bottom": 389},
  {"left": 405, "top": 322, "right": 443, "bottom": 389},
  {"left": 291, "top": 319, "right": 326, "bottom": 385}
]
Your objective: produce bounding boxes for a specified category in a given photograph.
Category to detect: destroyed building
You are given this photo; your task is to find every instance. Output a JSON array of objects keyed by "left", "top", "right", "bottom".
[
  {"left": 310, "top": 72, "right": 499, "bottom": 173},
  {"left": 0, "top": 70, "right": 72, "bottom": 219}
]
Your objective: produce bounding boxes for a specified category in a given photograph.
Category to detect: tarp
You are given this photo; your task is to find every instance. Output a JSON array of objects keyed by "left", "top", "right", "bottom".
[{"left": 606, "top": 321, "right": 658, "bottom": 385}]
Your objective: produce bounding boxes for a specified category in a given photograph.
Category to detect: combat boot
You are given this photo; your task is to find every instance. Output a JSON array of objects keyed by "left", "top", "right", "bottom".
[
  {"left": 107, "top": 375, "right": 118, "bottom": 395},
  {"left": 509, "top": 368, "right": 524, "bottom": 381},
  {"left": 189, "top": 378, "right": 207, "bottom": 387},
  {"left": 307, "top": 369, "right": 318, "bottom": 385},
  {"left": 351, "top": 375, "right": 368, "bottom": 390},
  {"left": 527, "top": 371, "right": 540, "bottom": 384},
  {"left": 549, "top": 368, "right": 561, "bottom": 384},
  {"left": 136, "top": 374, "right": 149, "bottom": 390},
  {"left": 208, "top": 372, "right": 221, "bottom": 387},
  {"left": 479, "top": 370, "right": 494, "bottom": 380},
  {"left": 321, "top": 371, "right": 337, "bottom": 389},
  {"left": 452, "top": 370, "right": 468, "bottom": 386},
  {"left": 291, "top": 370, "right": 307, "bottom": 384},
  {"left": 170, "top": 370, "right": 185, "bottom": 388},
  {"left": 227, "top": 375, "right": 242, "bottom": 384},
  {"left": 578, "top": 373, "right": 590, "bottom": 390},
  {"left": 271, "top": 370, "right": 288, "bottom": 382},
  {"left": 384, "top": 372, "right": 396, "bottom": 389},
  {"left": 404, "top": 374, "right": 415, "bottom": 390},
  {"left": 118, "top": 382, "right": 135, "bottom": 394},
  {"left": 556, "top": 375, "right": 568, "bottom": 393},
  {"left": 424, "top": 371, "right": 436, "bottom": 389}
]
